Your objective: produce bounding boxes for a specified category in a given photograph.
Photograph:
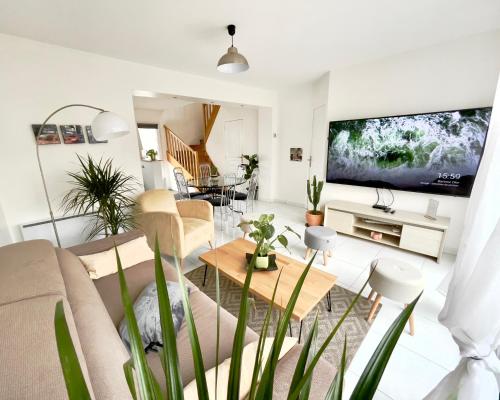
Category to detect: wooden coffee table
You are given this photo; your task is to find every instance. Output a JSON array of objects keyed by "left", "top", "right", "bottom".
[{"left": 199, "top": 238, "right": 337, "bottom": 342}]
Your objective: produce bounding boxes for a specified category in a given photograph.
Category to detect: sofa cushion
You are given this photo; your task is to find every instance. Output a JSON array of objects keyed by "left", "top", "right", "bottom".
[
  {"left": 272, "top": 344, "right": 336, "bottom": 399},
  {"left": 93, "top": 259, "right": 193, "bottom": 327},
  {"left": 119, "top": 281, "right": 188, "bottom": 352},
  {"left": 183, "top": 337, "right": 297, "bottom": 400},
  {"left": 57, "top": 248, "right": 132, "bottom": 400},
  {"left": 0, "top": 239, "right": 66, "bottom": 306},
  {"left": 78, "top": 236, "right": 154, "bottom": 279},
  {"left": 0, "top": 295, "right": 95, "bottom": 400},
  {"left": 146, "top": 289, "right": 259, "bottom": 388},
  {"left": 68, "top": 230, "right": 145, "bottom": 256}
]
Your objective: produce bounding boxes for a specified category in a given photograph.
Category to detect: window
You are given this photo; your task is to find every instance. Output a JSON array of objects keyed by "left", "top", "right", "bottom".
[{"left": 137, "top": 123, "right": 160, "bottom": 160}]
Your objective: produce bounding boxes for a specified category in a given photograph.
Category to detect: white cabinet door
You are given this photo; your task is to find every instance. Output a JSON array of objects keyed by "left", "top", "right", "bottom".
[
  {"left": 325, "top": 209, "right": 354, "bottom": 234},
  {"left": 400, "top": 224, "right": 443, "bottom": 257}
]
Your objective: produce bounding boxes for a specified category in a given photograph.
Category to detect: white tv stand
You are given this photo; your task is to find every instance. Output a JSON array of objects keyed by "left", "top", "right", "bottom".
[{"left": 324, "top": 200, "right": 450, "bottom": 263}]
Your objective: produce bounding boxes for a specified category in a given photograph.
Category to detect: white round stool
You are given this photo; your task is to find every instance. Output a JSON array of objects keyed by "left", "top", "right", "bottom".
[
  {"left": 367, "top": 258, "right": 425, "bottom": 335},
  {"left": 304, "top": 226, "right": 337, "bottom": 266},
  {"left": 239, "top": 214, "right": 259, "bottom": 239}
]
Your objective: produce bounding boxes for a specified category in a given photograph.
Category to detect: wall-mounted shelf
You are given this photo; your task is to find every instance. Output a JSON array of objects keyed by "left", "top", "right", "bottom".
[{"left": 324, "top": 200, "right": 450, "bottom": 263}]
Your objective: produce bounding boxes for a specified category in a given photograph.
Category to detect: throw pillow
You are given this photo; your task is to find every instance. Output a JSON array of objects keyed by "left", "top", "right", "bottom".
[
  {"left": 183, "top": 337, "right": 297, "bottom": 400},
  {"left": 78, "top": 236, "right": 153, "bottom": 279},
  {"left": 119, "top": 281, "right": 189, "bottom": 352}
]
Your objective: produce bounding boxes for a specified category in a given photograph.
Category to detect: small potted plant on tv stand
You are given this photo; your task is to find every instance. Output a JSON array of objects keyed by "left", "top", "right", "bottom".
[
  {"left": 240, "top": 214, "right": 300, "bottom": 269},
  {"left": 306, "top": 175, "right": 324, "bottom": 226}
]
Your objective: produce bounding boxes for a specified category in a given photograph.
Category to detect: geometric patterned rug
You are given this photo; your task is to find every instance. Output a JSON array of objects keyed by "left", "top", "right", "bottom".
[{"left": 186, "top": 266, "right": 381, "bottom": 368}]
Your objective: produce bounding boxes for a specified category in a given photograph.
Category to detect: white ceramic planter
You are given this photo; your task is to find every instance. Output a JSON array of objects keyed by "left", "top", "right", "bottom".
[{"left": 255, "top": 255, "right": 269, "bottom": 269}]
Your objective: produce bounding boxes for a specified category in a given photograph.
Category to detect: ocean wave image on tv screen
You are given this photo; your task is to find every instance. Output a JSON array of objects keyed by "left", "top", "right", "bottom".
[{"left": 327, "top": 108, "right": 491, "bottom": 196}]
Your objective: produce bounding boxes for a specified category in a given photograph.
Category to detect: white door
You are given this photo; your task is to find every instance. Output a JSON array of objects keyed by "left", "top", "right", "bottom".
[
  {"left": 307, "top": 105, "right": 327, "bottom": 206},
  {"left": 309, "top": 105, "right": 327, "bottom": 179},
  {"left": 224, "top": 119, "right": 243, "bottom": 174}
]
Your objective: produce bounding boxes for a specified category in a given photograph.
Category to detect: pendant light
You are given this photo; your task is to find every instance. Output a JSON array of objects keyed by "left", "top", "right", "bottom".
[{"left": 217, "top": 24, "right": 249, "bottom": 73}]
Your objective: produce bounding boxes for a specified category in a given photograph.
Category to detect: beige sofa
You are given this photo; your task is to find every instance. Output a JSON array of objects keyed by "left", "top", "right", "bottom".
[{"left": 0, "top": 230, "right": 333, "bottom": 399}]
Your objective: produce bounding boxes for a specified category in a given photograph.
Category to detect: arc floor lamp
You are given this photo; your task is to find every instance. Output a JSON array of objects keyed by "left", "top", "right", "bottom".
[{"left": 35, "top": 104, "right": 129, "bottom": 247}]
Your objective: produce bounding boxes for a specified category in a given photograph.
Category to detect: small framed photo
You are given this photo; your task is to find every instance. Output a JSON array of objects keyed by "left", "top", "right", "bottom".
[
  {"left": 32, "top": 124, "right": 61, "bottom": 145},
  {"left": 60, "top": 125, "right": 85, "bottom": 144},
  {"left": 290, "top": 147, "right": 303, "bottom": 162},
  {"left": 85, "top": 125, "right": 108, "bottom": 144}
]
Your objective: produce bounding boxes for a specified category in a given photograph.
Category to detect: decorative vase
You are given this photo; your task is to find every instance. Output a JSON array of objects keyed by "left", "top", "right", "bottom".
[
  {"left": 255, "top": 255, "right": 269, "bottom": 269},
  {"left": 305, "top": 211, "right": 324, "bottom": 226}
]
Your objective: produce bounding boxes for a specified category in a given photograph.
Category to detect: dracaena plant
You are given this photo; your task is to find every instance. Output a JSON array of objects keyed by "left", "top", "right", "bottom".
[
  {"left": 61, "top": 155, "right": 138, "bottom": 239},
  {"left": 54, "top": 235, "right": 420, "bottom": 400},
  {"left": 238, "top": 214, "right": 300, "bottom": 257}
]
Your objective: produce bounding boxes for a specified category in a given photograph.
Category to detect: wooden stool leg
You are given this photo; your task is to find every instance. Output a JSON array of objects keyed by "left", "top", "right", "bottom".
[
  {"left": 405, "top": 304, "right": 415, "bottom": 335},
  {"left": 243, "top": 232, "right": 247, "bottom": 239},
  {"left": 328, "top": 249, "right": 333, "bottom": 257},
  {"left": 367, "top": 294, "right": 382, "bottom": 322},
  {"left": 367, "top": 289, "right": 375, "bottom": 302},
  {"left": 305, "top": 247, "right": 312, "bottom": 260},
  {"left": 323, "top": 251, "right": 329, "bottom": 266}
]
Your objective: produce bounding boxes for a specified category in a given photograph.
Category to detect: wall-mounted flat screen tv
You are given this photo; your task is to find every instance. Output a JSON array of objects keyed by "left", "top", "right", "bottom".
[{"left": 326, "top": 107, "right": 492, "bottom": 197}]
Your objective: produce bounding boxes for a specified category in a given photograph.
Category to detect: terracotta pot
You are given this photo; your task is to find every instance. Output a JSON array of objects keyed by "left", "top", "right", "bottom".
[
  {"left": 305, "top": 211, "right": 324, "bottom": 226},
  {"left": 255, "top": 255, "right": 269, "bottom": 269}
]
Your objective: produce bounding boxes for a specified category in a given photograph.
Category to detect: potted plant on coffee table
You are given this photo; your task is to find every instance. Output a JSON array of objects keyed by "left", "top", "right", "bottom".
[
  {"left": 240, "top": 214, "right": 300, "bottom": 269},
  {"left": 306, "top": 175, "right": 324, "bottom": 226}
]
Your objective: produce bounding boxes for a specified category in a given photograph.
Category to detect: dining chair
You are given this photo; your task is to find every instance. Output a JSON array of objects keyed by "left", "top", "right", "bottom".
[
  {"left": 173, "top": 168, "right": 209, "bottom": 200},
  {"left": 232, "top": 168, "right": 258, "bottom": 213},
  {"left": 199, "top": 163, "right": 211, "bottom": 178},
  {"left": 207, "top": 174, "right": 233, "bottom": 230},
  {"left": 236, "top": 164, "right": 246, "bottom": 179}
]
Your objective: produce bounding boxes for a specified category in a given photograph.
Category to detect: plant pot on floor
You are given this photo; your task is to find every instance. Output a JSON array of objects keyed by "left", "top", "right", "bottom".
[{"left": 305, "top": 211, "right": 324, "bottom": 226}]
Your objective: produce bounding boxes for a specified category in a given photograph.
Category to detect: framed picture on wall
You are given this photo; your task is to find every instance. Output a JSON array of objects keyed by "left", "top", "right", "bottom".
[
  {"left": 290, "top": 147, "right": 303, "bottom": 162},
  {"left": 60, "top": 125, "right": 85, "bottom": 144},
  {"left": 85, "top": 125, "right": 108, "bottom": 144},
  {"left": 32, "top": 124, "right": 61, "bottom": 145}
]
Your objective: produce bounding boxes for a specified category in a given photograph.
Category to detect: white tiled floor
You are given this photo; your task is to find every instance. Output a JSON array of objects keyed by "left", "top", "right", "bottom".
[{"left": 179, "top": 200, "right": 459, "bottom": 400}]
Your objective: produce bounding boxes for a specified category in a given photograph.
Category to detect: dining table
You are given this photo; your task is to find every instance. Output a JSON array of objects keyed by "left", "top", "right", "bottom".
[{"left": 187, "top": 175, "right": 247, "bottom": 214}]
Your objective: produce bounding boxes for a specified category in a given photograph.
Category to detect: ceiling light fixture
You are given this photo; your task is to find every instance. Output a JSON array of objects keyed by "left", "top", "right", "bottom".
[{"left": 217, "top": 24, "right": 249, "bottom": 74}]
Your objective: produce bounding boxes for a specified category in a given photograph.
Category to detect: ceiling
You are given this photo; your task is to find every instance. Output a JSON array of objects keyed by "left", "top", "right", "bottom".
[
  {"left": 133, "top": 92, "right": 257, "bottom": 111},
  {"left": 1, "top": 0, "right": 500, "bottom": 88}
]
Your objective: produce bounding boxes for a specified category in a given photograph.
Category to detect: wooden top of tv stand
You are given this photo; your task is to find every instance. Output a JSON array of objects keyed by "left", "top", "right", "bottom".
[{"left": 325, "top": 200, "right": 450, "bottom": 231}]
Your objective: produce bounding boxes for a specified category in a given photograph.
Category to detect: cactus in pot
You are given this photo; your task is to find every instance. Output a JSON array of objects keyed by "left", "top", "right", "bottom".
[{"left": 306, "top": 175, "right": 324, "bottom": 226}]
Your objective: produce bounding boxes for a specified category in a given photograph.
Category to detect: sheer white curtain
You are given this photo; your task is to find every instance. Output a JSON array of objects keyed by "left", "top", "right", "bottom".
[{"left": 425, "top": 76, "right": 500, "bottom": 399}]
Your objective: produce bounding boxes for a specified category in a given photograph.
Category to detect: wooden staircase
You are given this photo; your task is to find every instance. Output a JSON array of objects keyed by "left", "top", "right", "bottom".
[
  {"left": 165, "top": 103, "right": 221, "bottom": 179},
  {"left": 165, "top": 127, "right": 199, "bottom": 179},
  {"left": 200, "top": 103, "right": 221, "bottom": 172}
]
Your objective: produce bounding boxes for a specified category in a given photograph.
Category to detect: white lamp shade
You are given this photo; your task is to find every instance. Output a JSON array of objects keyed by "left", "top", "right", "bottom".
[
  {"left": 91, "top": 111, "right": 129, "bottom": 141},
  {"left": 217, "top": 47, "right": 249, "bottom": 73}
]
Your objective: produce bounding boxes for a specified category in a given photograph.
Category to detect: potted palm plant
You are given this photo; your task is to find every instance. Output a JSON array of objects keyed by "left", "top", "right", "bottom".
[
  {"left": 306, "top": 175, "right": 324, "bottom": 226},
  {"left": 61, "top": 155, "right": 138, "bottom": 239},
  {"left": 240, "top": 214, "right": 300, "bottom": 269}
]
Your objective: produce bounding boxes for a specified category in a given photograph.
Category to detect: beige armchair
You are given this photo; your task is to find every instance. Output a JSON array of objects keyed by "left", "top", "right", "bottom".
[{"left": 135, "top": 189, "right": 214, "bottom": 266}]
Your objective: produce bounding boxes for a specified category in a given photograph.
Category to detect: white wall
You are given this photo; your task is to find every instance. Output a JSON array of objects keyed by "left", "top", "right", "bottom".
[
  {"left": 276, "top": 30, "right": 500, "bottom": 253},
  {"left": 277, "top": 84, "right": 313, "bottom": 206},
  {"left": 0, "top": 33, "right": 278, "bottom": 242},
  {"left": 160, "top": 103, "right": 204, "bottom": 146},
  {"left": 134, "top": 108, "right": 162, "bottom": 124},
  {"left": 206, "top": 106, "right": 259, "bottom": 175}
]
